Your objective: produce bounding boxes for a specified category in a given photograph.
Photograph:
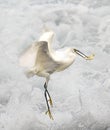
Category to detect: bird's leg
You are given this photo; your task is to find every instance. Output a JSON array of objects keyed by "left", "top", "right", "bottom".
[
  {"left": 74, "top": 49, "right": 95, "bottom": 60},
  {"left": 44, "top": 83, "right": 53, "bottom": 120},
  {"left": 46, "top": 76, "right": 53, "bottom": 107},
  {"left": 44, "top": 83, "right": 53, "bottom": 107}
]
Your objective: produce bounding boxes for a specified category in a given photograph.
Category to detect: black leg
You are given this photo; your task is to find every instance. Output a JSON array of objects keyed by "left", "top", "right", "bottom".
[
  {"left": 44, "top": 83, "right": 53, "bottom": 106},
  {"left": 44, "top": 82, "right": 53, "bottom": 120},
  {"left": 44, "top": 90, "right": 50, "bottom": 110}
]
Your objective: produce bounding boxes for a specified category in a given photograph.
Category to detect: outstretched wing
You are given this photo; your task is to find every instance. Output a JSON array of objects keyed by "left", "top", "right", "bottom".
[
  {"left": 35, "top": 41, "right": 60, "bottom": 74},
  {"left": 19, "top": 41, "right": 60, "bottom": 73},
  {"left": 38, "top": 30, "right": 54, "bottom": 54},
  {"left": 19, "top": 42, "right": 38, "bottom": 68},
  {"left": 19, "top": 30, "right": 55, "bottom": 69}
]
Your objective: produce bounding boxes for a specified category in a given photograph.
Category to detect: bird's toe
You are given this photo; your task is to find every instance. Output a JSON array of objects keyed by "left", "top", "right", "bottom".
[
  {"left": 45, "top": 110, "right": 54, "bottom": 120},
  {"left": 85, "top": 54, "right": 95, "bottom": 60}
]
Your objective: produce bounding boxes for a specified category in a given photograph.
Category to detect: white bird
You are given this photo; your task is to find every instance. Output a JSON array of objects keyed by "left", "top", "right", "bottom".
[{"left": 19, "top": 30, "right": 94, "bottom": 119}]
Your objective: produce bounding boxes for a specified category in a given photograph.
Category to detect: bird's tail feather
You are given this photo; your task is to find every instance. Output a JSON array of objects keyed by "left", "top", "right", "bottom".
[{"left": 25, "top": 70, "right": 35, "bottom": 78}]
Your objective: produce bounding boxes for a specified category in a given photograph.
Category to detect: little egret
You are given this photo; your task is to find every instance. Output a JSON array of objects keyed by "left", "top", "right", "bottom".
[{"left": 19, "top": 30, "right": 94, "bottom": 119}]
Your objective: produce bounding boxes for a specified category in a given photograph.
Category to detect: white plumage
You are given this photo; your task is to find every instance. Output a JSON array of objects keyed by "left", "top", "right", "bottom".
[{"left": 19, "top": 30, "right": 94, "bottom": 119}]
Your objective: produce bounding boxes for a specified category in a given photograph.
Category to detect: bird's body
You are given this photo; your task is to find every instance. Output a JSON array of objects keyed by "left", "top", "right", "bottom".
[
  {"left": 19, "top": 30, "right": 94, "bottom": 119},
  {"left": 19, "top": 31, "right": 76, "bottom": 78}
]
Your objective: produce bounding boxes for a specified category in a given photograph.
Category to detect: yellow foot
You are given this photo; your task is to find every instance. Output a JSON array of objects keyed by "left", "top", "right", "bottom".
[
  {"left": 45, "top": 110, "right": 54, "bottom": 120},
  {"left": 48, "top": 98, "right": 53, "bottom": 107},
  {"left": 85, "top": 54, "right": 95, "bottom": 60}
]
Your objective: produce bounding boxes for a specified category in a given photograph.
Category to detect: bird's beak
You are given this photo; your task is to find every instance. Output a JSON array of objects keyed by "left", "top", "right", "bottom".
[{"left": 74, "top": 49, "right": 95, "bottom": 60}]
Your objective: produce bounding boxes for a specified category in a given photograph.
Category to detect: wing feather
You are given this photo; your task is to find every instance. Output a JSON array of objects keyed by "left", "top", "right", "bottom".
[
  {"left": 35, "top": 41, "right": 60, "bottom": 73},
  {"left": 19, "top": 43, "right": 38, "bottom": 68},
  {"left": 19, "top": 41, "right": 60, "bottom": 74}
]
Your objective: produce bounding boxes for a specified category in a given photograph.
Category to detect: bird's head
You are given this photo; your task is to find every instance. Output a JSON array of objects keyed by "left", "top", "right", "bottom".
[{"left": 73, "top": 49, "right": 95, "bottom": 60}]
